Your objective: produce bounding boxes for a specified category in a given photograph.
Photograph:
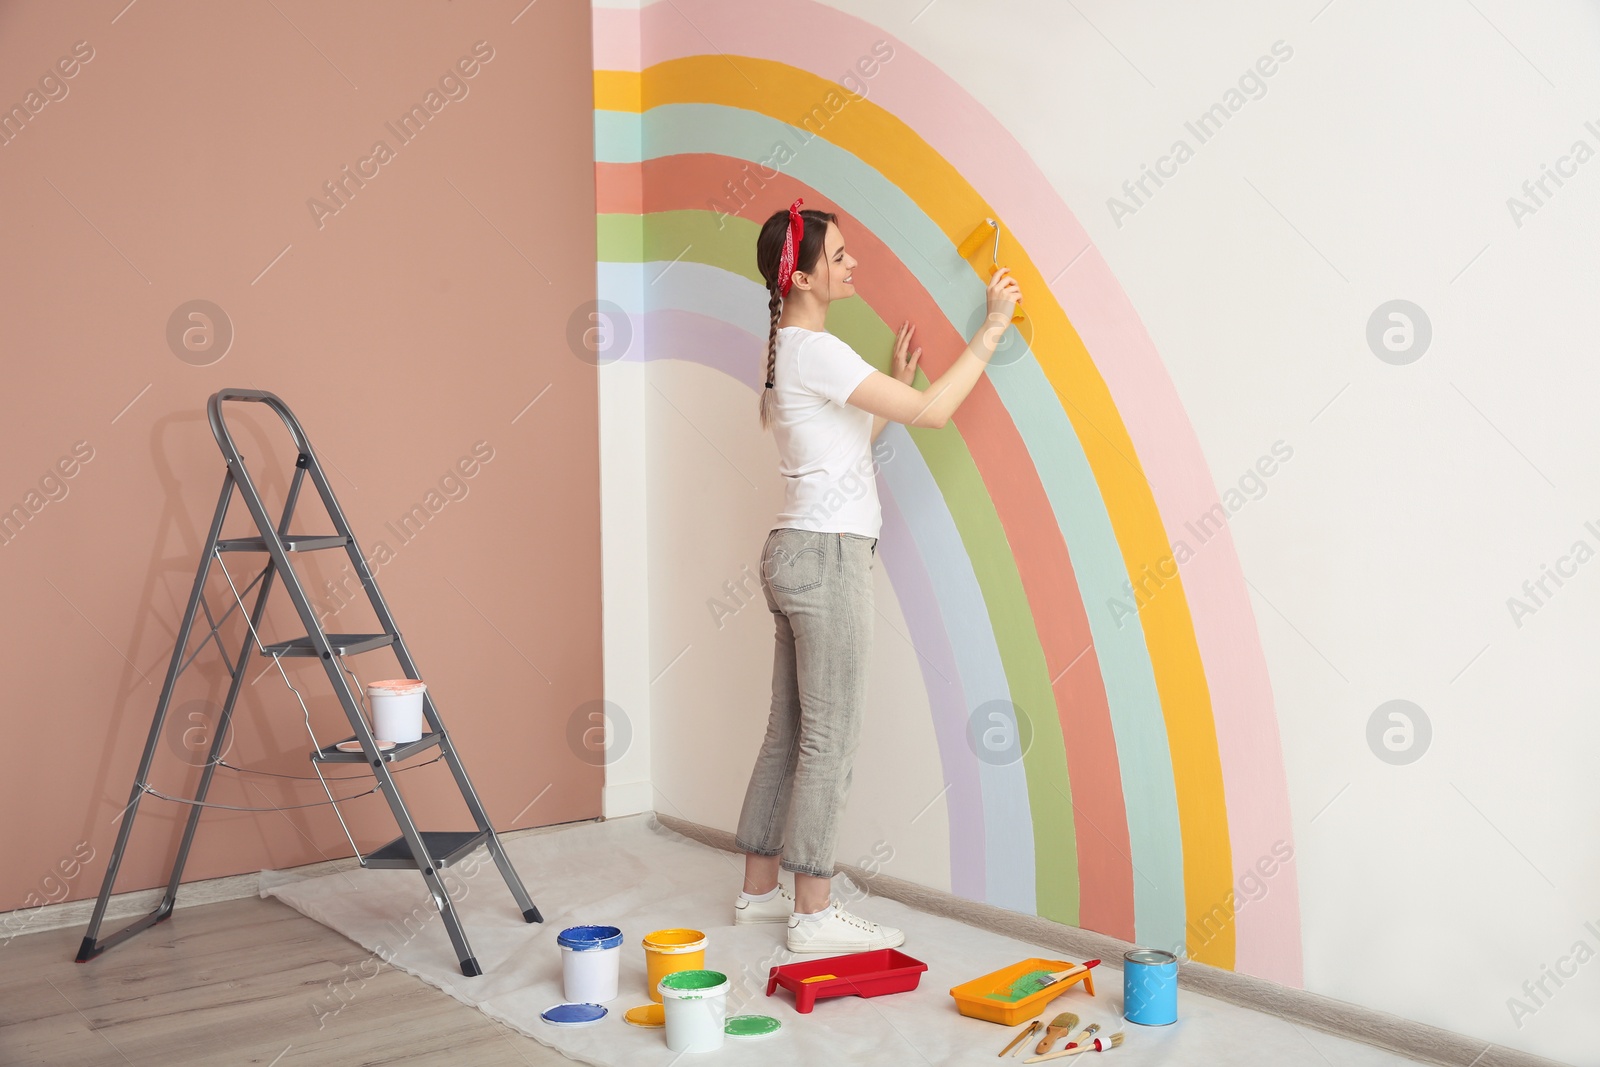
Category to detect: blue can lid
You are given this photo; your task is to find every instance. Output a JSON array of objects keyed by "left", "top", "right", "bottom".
[
  {"left": 540, "top": 1002, "right": 608, "bottom": 1026},
  {"left": 558, "top": 924, "right": 624, "bottom": 950}
]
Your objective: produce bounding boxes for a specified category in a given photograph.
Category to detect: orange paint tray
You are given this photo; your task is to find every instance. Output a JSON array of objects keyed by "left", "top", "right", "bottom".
[{"left": 948, "top": 957, "right": 1096, "bottom": 1026}]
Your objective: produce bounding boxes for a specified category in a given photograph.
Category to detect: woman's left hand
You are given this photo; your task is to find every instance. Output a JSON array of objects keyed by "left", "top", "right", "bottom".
[{"left": 891, "top": 321, "right": 921, "bottom": 385}]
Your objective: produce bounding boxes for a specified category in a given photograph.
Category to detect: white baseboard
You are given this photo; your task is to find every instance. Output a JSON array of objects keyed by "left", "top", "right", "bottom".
[{"left": 602, "top": 779, "right": 653, "bottom": 819}]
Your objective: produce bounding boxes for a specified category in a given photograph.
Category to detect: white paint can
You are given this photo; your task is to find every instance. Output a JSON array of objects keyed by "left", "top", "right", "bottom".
[
  {"left": 367, "top": 679, "right": 426, "bottom": 742},
  {"left": 658, "top": 969, "right": 729, "bottom": 1053},
  {"left": 558, "top": 925, "right": 623, "bottom": 1003}
]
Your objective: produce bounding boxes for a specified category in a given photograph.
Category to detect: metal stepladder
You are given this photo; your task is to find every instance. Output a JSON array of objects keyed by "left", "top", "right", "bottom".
[{"left": 76, "top": 388, "right": 542, "bottom": 976}]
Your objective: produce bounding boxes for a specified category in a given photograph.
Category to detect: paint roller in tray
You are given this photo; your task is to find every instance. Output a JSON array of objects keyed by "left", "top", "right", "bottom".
[{"left": 957, "top": 217, "right": 1026, "bottom": 323}]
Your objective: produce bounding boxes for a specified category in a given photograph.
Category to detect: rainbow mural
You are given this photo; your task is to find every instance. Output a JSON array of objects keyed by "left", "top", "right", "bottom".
[{"left": 592, "top": 0, "right": 1303, "bottom": 984}]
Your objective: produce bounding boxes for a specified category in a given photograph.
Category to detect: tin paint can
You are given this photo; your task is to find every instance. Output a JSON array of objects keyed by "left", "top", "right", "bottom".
[{"left": 1123, "top": 948, "right": 1178, "bottom": 1025}]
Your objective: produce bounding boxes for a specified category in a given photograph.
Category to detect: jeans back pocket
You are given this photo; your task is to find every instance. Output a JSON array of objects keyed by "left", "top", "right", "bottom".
[{"left": 766, "top": 533, "right": 825, "bottom": 594}]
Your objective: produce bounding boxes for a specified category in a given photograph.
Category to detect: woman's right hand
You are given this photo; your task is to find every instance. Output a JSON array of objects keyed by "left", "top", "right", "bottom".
[{"left": 986, "top": 266, "right": 1022, "bottom": 322}]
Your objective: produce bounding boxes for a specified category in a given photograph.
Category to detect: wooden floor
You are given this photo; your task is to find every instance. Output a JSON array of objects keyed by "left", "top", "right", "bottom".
[{"left": 0, "top": 894, "right": 571, "bottom": 1066}]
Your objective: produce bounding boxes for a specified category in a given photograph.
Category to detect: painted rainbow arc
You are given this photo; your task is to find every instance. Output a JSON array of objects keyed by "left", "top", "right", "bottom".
[{"left": 591, "top": 0, "right": 1302, "bottom": 984}]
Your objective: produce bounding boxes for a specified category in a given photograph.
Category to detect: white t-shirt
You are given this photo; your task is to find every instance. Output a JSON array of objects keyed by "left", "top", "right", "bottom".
[{"left": 768, "top": 325, "right": 883, "bottom": 539}]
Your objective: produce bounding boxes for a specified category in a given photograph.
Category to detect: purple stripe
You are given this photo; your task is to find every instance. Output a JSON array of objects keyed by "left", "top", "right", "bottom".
[
  {"left": 619, "top": 307, "right": 759, "bottom": 389},
  {"left": 876, "top": 480, "right": 985, "bottom": 898}
]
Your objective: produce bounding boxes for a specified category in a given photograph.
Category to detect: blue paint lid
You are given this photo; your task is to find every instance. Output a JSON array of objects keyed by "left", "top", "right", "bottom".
[
  {"left": 557, "top": 924, "right": 624, "bottom": 951},
  {"left": 540, "top": 1002, "right": 608, "bottom": 1027}
]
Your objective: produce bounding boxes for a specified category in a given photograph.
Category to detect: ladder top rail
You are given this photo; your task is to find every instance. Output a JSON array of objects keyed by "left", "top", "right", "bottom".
[{"left": 208, "top": 388, "right": 314, "bottom": 460}]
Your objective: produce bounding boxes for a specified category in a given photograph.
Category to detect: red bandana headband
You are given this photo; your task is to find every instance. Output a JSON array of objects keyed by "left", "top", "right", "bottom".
[{"left": 776, "top": 197, "right": 805, "bottom": 297}]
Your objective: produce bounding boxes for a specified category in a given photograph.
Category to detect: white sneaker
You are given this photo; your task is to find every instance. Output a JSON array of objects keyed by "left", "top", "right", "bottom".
[
  {"left": 785, "top": 902, "right": 905, "bottom": 954},
  {"left": 734, "top": 883, "right": 795, "bottom": 925}
]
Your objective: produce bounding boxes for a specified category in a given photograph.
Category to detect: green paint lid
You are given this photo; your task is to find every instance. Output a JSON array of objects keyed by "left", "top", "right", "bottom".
[{"left": 725, "top": 1014, "right": 782, "bottom": 1038}]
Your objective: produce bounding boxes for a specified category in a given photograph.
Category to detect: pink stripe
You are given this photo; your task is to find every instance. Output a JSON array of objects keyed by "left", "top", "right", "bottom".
[
  {"left": 598, "top": 0, "right": 1301, "bottom": 983},
  {"left": 591, "top": 5, "right": 639, "bottom": 70}
]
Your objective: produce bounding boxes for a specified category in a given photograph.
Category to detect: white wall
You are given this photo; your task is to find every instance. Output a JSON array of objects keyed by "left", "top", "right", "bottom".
[
  {"left": 610, "top": 1, "right": 1600, "bottom": 1061},
  {"left": 595, "top": 0, "right": 653, "bottom": 820},
  {"left": 911, "top": 3, "right": 1600, "bottom": 1058}
]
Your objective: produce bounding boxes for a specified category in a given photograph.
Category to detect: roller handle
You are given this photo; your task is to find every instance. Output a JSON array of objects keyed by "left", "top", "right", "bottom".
[{"left": 989, "top": 265, "right": 1026, "bottom": 322}]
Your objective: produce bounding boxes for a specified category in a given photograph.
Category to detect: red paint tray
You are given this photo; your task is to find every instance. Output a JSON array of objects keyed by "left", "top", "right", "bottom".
[{"left": 766, "top": 949, "right": 928, "bottom": 1013}]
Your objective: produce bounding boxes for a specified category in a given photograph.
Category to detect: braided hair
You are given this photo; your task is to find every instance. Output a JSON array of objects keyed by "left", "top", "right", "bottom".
[{"left": 755, "top": 205, "right": 838, "bottom": 430}]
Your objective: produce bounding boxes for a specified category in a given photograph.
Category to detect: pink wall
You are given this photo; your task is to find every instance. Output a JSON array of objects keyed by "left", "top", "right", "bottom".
[{"left": 0, "top": 0, "right": 602, "bottom": 916}]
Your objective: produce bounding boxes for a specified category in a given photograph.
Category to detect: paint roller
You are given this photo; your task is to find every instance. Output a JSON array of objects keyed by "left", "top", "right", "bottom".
[{"left": 957, "top": 217, "right": 1025, "bottom": 322}]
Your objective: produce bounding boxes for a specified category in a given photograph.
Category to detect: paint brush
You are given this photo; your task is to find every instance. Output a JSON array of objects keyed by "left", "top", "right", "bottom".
[
  {"left": 1030, "top": 960, "right": 1100, "bottom": 992},
  {"left": 1061, "top": 1022, "right": 1100, "bottom": 1050},
  {"left": 1022, "top": 1032, "right": 1124, "bottom": 1062},
  {"left": 1032, "top": 1012, "right": 1080, "bottom": 1055},
  {"left": 999, "top": 1020, "right": 1041, "bottom": 1057}
]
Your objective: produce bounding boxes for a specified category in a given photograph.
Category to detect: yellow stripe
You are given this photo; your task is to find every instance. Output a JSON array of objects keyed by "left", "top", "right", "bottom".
[
  {"left": 599, "top": 58, "right": 1236, "bottom": 967},
  {"left": 594, "top": 68, "right": 641, "bottom": 112}
]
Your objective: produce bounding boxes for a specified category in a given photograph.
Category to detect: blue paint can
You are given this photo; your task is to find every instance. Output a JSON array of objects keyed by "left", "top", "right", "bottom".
[{"left": 1123, "top": 949, "right": 1178, "bottom": 1025}]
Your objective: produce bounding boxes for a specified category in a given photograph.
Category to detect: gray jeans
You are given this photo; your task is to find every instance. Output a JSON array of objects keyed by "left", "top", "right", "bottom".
[{"left": 735, "top": 527, "right": 876, "bottom": 878}]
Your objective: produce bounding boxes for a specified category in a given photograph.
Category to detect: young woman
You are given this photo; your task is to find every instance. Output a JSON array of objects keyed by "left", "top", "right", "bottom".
[{"left": 732, "top": 198, "right": 1022, "bottom": 953}]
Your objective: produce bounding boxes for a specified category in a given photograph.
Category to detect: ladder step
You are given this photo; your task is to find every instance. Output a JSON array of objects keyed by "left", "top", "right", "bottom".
[
  {"left": 312, "top": 733, "right": 442, "bottom": 764},
  {"left": 217, "top": 534, "right": 350, "bottom": 552},
  {"left": 365, "top": 830, "right": 489, "bottom": 870},
  {"left": 261, "top": 633, "right": 396, "bottom": 657}
]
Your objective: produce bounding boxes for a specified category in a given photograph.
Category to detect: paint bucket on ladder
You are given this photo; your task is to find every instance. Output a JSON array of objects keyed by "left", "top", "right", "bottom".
[
  {"left": 367, "top": 678, "right": 426, "bottom": 742},
  {"left": 642, "top": 928, "right": 707, "bottom": 1003},
  {"left": 1123, "top": 948, "right": 1178, "bottom": 1025},
  {"left": 658, "top": 969, "right": 729, "bottom": 1053},
  {"left": 558, "top": 925, "right": 624, "bottom": 1003}
]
